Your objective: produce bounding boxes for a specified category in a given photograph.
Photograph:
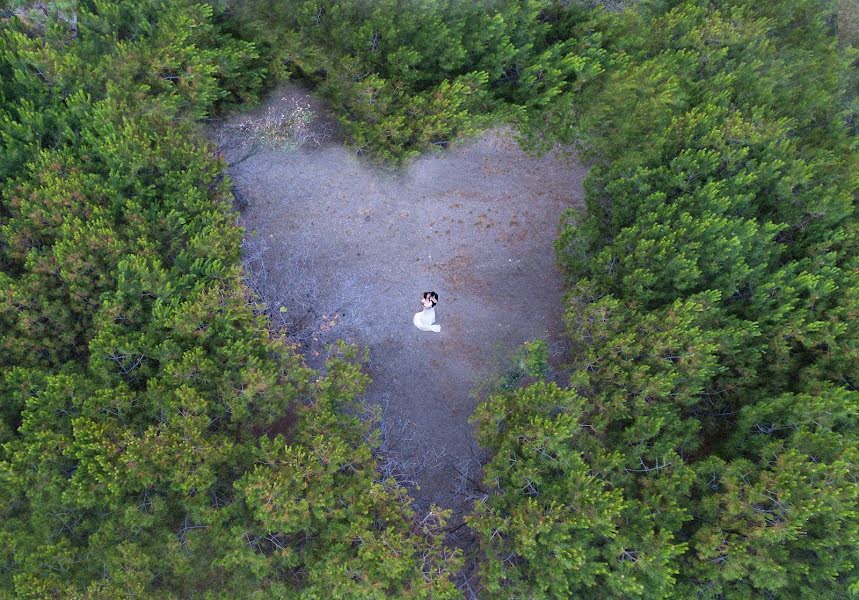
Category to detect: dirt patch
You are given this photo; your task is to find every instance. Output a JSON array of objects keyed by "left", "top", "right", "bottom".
[{"left": 213, "top": 84, "right": 588, "bottom": 524}]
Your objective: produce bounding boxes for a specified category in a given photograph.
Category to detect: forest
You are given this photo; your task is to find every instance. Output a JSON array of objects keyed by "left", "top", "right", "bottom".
[{"left": 0, "top": 0, "right": 856, "bottom": 598}]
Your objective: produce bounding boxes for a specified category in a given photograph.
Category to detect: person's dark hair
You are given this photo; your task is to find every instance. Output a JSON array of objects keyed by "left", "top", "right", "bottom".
[{"left": 423, "top": 291, "right": 438, "bottom": 306}]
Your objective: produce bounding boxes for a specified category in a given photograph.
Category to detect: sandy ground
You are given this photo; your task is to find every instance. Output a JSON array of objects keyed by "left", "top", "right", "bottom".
[{"left": 214, "top": 85, "right": 587, "bottom": 524}]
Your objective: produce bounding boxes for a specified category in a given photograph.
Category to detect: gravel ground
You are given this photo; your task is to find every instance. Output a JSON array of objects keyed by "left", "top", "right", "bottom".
[{"left": 214, "top": 85, "right": 587, "bottom": 525}]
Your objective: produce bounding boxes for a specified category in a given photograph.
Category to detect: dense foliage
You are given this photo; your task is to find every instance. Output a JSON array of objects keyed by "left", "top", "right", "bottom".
[
  {"left": 226, "top": 0, "right": 606, "bottom": 161},
  {"left": 0, "top": 2, "right": 458, "bottom": 597},
  {"left": 469, "top": 0, "right": 859, "bottom": 598},
  {"left": 2, "top": 0, "right": 856, "bottom": 598}
]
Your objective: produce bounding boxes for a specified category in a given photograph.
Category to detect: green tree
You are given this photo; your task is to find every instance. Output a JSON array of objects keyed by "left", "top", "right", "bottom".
[
  {"left": 0, "top": 3, "right": 458, "bottom": 596},
  {"left": 476, "top": 0, "right": 858, "bottom": 596}
]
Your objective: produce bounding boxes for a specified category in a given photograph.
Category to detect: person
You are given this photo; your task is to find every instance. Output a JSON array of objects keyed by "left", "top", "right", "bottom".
[{"left": 413, "top": 291, "right": 440, "bottom": 332}]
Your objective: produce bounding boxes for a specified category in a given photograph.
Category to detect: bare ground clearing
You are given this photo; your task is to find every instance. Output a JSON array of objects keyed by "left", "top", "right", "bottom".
[{"left": 213, "top": 85, "right": 587, "bottom": 526}]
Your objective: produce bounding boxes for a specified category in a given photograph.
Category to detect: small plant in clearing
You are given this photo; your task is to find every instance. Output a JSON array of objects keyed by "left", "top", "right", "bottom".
[{"left": 236, "top": 97, "right": 320, "bottom": 150}]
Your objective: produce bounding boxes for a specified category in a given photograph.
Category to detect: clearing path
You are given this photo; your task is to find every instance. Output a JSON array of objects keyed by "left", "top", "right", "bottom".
[{"left": 215, "top": 85, "right": 587, "bottom": 521}]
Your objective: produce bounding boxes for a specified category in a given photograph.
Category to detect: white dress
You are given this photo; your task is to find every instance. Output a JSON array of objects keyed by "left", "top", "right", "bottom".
[{"left": 413, "top": 306, "right": 441, "bottom": 332}]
